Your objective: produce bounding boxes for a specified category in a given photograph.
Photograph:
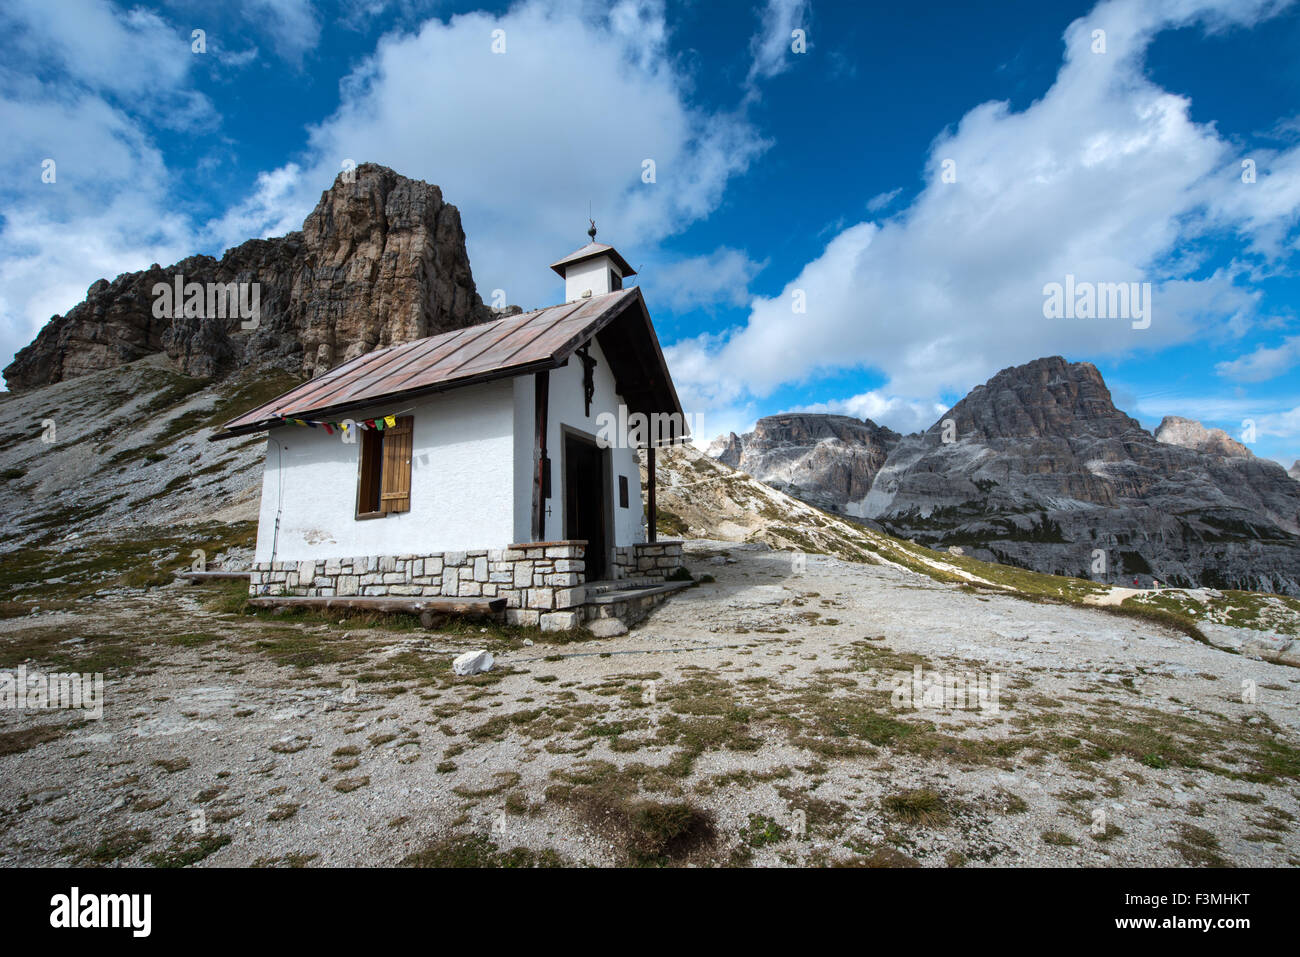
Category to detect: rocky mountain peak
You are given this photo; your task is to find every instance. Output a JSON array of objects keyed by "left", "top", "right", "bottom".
[
  {"left": 708, "top": 432, "right": 746, "bottom": 468},
  {"left": 1154, "top": 416, "right": 1253, "bottom": 458},
  {"left": 708, "top": 412, "right": 901, "bottom": 511},
  {"left": 709, "top": 356, "right": 1300, "bottom": 594},
  {"left": 940, "top": 355, "right": 1141, "bottom": 441},
  {"left": 3, "top": 163, "right": 493, "bottom": 391}
]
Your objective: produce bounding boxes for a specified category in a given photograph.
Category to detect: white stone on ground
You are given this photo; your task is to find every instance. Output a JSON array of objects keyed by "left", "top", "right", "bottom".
[{"left": 452, "top": 650, "right": 494, "bottom": 675}]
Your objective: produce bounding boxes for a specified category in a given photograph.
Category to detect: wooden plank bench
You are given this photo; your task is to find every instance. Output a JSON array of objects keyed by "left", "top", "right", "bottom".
[
  {"left": 246, "top": 595, "right": 506, "bottom": 629},
  {"left": 176, "top": 571, "right": 253, "bottom": 582}
]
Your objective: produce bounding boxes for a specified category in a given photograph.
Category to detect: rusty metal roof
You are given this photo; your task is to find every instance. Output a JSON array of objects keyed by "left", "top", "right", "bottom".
[
  {"left": 214, "top": 287, "right": 681, "bottom": 439},
  {"left": 548, "top": 242, "right": 636, "bottom": 278}
]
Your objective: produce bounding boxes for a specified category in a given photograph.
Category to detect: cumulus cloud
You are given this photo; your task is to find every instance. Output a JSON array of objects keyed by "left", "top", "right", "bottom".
[
  {"left": 643, "top": 248, "right": 766, "bottom": 313},
  {"left": 0, "top": 0, "right": 194, "bottom": 99},
  {"left": 791, "top": 391, "right": 948, "bottom": 435},
  {"left": 0, "top": 0, "right": 767, "bottom": 376},
  {"left": 204, "top": 164, "right": 308, "bottom": 248},
  {"left": 213, "top": 0, "right": 768, "bottom": 309},
  {"left": 0, "top": 92, "right": 196, "bottom": 370},
  {"left": 668, "top": 0, "right": 1300, "bottom": 433},
  {"left": 0, "top": 0, "right": 209, "bottom": 372}
]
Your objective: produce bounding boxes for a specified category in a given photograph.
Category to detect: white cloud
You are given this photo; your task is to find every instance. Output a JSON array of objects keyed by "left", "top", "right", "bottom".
[
  {"left": 205, "top": 164, "right": 307, "bottom": 249},
  {"left": 0, "top": 177, "right": 197, "bottom": 376},
  {"left": 643, "top": 248, "right": 766, "bottom": 313},
  {"left": 1259, "top": 405, "right": 1300, "bottom": 441},
  {"left": 746, "top": 0, "right": 811, "bottom": 89},
  {"left": 243, "top": 0, "right": 321, "bottom": 64},
  {"left": 214, "top": 0, "right": 768, "bottom": 309},
  {"left": 0, "top": 0, "right": 194, "bottom": 98},
  {"left": 215, "top": 44, "right": 261, "bottom": 69},
  {"left": 865, "top": 187, "right": 901, "bottom": 213},
  {"left": 1133, "top": 394, "right": 1269, "bottom": 424},
  {"left": 0, "top": 0, "right": 213, "bottom": 376},
  {"left": 791, "top": 391, "right": 948, "bottom": 435},
  {"left": 1215, "top": 334, "right": 1300, "bottom": 382},
  {"left": 668, "top": 0, "right": 1300, "bottom": 425},
  {"left": 1, "top": 0, "right": 767, "bottom": 379}
]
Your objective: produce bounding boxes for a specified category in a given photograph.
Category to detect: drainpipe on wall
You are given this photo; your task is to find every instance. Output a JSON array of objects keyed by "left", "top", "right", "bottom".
[
  {"left": 647, "top": 444, "right": 656, "bottom": 544},
  {"left": 267, "top": 434, "right": 283, "bottom": 566}
]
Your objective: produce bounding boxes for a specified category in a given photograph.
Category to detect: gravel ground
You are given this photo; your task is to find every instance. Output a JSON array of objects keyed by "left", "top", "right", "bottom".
[{"left": 1, "top": 539, "right": 1298, "bottom": 867}]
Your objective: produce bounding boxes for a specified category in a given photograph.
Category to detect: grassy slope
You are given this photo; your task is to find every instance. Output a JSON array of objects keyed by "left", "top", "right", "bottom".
[
  {"left": 0, "top": 355, "right": 301, "bottom": 551},
  {"left": 653, "top": 445, "right": 1300, "bottom": 643},
  {"left": 0, "top": 355, "right": 300, "bottom": 618}
]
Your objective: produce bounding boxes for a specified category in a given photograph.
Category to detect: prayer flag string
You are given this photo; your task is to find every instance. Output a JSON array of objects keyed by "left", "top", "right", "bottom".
[{"left": 272, "top": 411, "right": 404, "bottom": 434}]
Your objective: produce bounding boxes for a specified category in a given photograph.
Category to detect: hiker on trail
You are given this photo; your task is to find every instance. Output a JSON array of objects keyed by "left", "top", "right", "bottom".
[
  {"left": 1133, "top": 577, "right": 1139, "bottom": 588},
  {"left": 1153, "top": 579, "right": 1160, "bottom": 590}
]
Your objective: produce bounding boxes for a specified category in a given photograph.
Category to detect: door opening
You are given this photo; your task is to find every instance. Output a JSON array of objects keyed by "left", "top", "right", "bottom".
[{"left": 563, "top": 432, "right": 609, "bottom": 581}]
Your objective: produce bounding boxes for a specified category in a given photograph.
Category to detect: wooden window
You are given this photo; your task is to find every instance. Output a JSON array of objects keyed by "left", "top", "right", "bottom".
[
  {"left": 357, "top": 430, "right": 383, "bottom": 516},
  {"left": 356, "top": 415, "right": 413, "bottom": 518},
  {"left": 618, "top": 474, "right": 629, "bottom": 509}
]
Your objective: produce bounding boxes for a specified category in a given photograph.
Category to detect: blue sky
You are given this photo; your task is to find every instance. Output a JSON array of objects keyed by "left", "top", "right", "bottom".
[{"left": 2, "top": 0, "right": 1299, "bottom": 468}]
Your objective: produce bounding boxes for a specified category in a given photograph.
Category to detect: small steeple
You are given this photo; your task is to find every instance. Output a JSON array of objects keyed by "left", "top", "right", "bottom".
[{"left": 550, "top": 229, "right": 636, "bottom": 302}]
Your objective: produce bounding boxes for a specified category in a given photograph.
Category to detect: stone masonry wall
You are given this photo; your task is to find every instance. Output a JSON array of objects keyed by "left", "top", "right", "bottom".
[
  {"left": 611, "top": 541, "right": 684, "bottom": 580},
  {"left": 251, "top": 540, "right": 683, "bottom": 631}
]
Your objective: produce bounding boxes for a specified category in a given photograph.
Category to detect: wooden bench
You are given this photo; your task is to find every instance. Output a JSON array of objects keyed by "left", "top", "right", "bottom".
[{"left": 246, "top": 595, "right": 506, "bottom": 629}]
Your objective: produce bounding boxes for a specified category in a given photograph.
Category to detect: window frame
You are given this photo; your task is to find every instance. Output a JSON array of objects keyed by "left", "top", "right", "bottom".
[{"left": 354, "top": 415, "right": 413, "bottom": 520}]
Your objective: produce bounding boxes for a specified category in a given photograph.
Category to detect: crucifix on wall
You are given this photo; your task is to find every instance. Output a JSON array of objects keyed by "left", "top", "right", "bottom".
[{"left": 576, "top": 344, "right": 597, "bottom": 416}]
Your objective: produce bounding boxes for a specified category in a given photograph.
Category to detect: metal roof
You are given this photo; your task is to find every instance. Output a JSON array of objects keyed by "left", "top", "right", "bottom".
[
  {"left": 213, "top": 287, "right": 682, "bottom": 439},
  {"left": 548, "top": 242, "right": 636, "bottom": 278}
]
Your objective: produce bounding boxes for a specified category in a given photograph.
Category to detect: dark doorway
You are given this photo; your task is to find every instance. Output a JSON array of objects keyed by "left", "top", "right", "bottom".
[{"left": 563, "top": 432, "right": 609, "bottom": 581}]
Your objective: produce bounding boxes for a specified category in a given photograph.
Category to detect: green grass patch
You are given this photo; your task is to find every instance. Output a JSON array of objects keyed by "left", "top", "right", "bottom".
[{"left": 400, "top": 835, "right": 568, "bottom": 868}]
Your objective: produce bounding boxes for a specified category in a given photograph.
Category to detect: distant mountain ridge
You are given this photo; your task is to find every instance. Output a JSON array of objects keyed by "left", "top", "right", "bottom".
[
  {"left": 713, "top": 357, "right": 1300, "bottom": 594},
  {"left": 708, "top": 413, "right": 900, "bottom": 512},
  {"left": 1155, "top": 416, "right": 1253, "bottom": 458}
]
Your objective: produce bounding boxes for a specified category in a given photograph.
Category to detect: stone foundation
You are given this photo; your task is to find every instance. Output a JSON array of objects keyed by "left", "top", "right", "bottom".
[
  {"left": 251, "top": 540, "right": 683, "bottom": 631},
  {"left": 582, "top": 583, "right": 692, "bottom": 629},
  {"left": 611, "top": 541, "right": 684, "bottom": 580}
]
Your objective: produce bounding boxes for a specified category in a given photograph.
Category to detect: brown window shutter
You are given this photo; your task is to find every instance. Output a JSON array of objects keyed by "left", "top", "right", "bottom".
[{"left": 379, "top": 415, "right": 414, "bottom": 513}]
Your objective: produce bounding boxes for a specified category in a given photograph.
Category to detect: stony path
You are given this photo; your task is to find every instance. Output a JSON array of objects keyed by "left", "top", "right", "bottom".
[
  {"left": 1, "top": 542, "right": 1297, "bottom": 867},
  {"left": 1085, "top": 586, "right": 1144, "bottom": 607}
]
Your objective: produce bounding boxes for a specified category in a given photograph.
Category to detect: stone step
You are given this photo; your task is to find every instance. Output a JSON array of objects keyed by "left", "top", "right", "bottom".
[
  {"left": 583, "top": 580, "right": 692, "bottom": 605},
  {"left": 583, "top": 577, "right": 663, "bottom": 595}
]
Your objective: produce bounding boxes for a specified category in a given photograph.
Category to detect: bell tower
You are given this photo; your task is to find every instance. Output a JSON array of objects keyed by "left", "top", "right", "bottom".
[{"left": 549, "top": 221, "right": 637, "bottom": 302}]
